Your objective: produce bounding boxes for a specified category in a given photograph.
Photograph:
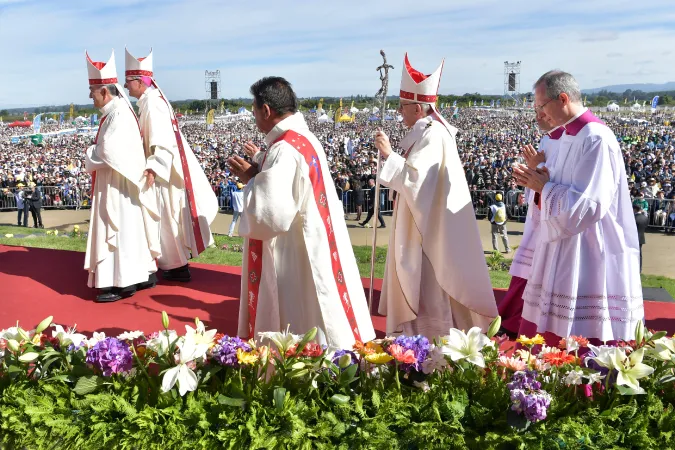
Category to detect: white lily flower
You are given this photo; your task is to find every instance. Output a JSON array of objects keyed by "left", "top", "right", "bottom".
[
  {"left": 585, "top": 372, "right": 606, "bottom": 384},
  {"left": 185, "top": 320, "right": 217, "bottom": 349},
  {"left": 87, "top": 332, "right": 107, "bottom": 348},
  {"left": 564, "top": 368, "right": 584, "bottom": 386},
  {"left": 145, "top": 330, "right": 178, "bottom": 357},
  {"left": 439, "top": 327, "right": 490, "bottom": 368},
  {"left": 161, "top": 340, "right": 200, "bottom": 396},
  {"left": 259, "top": 326, "right": 302, "bottom": 353},
  {"left": 51, "top": 324, "right": 87, "bottom": 348},
  {"left": 587, "top": 344, "right": 625, "bottom": 370},
  {"left": 117, "top": 331, "right": 144, "bottom": 341},
  {"left": 0, "top": 327, "right": 24, "bottom": 341},
  {"left": 612, "top": 347, "right": 654, "bottom": 392},
  {"left": 651, "top": 337, "right": 675, "bottom": 362}
]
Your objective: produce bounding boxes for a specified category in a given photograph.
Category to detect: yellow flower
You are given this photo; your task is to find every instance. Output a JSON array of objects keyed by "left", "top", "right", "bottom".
[
  {"left": 236, "top": 348, "right": 259, "bottom": 365},
  {"left": 516, "top": 334, "right": 545, "bottom": 346},
  {"left": 364, "top": 352, "right": 393, "bottom": 365},
  {"left": 531, "top": 334, "right": 545, "bottom": 345},
  {"left": 31, "top": 333, "right": 43, "bottom": 345}
]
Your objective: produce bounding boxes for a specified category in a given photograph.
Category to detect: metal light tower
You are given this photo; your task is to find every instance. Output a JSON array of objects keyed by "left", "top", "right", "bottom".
[
  {"left": 503, "top": 61, "right": 521, "bottom": 106},
  {"left": 205, "top": 70, "right": 221, "bottom": 111}
]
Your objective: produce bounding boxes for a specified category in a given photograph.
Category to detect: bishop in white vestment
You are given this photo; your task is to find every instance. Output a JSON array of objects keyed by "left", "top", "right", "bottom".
[
  {"left": 498, "top": 126, "right": 563, "bottom": 336},
  {"left": 374, "top": 54, "right": 498, "bottom": 338},
  {"left": 84, "top": 50, "right": 160, "bottom": 303},
  {"left": 125, "top": 48, "right": 218, "bottom": 282},
  {"left": 514, "top": 70, "right": 643, "bottom": 344},
  {"left": 228, "top": 77, "right": 375, "bottom": 349}
]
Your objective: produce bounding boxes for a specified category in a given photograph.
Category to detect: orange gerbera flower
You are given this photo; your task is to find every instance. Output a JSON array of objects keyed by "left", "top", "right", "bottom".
[
  {"left": 558, "top": 335, "right": 590, "bottom": 349},
  {"left": 542, "top": 349, "right": 576, "bottom": 367}
]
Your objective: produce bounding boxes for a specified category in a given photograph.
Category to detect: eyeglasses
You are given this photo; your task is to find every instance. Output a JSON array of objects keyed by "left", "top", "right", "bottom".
[
  {"left": 533, "top": 96, "right": 557, "bottom": 113},
  {"left": 125, "top": 77, "right": 141, "bottom": 83}
]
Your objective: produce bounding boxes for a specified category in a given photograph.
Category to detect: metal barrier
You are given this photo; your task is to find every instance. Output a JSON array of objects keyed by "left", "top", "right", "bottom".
[
  {"left": 471, "top": 189, "right": 528, "bottom": 222},
  {"left": 642, "top": 198, "right": 675, "bottom": 230},
  {"left": 1, "top": 185, "right": 90, "bottom": 211}
]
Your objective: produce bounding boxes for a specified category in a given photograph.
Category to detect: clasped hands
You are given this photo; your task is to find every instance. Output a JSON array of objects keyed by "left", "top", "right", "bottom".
[
  {"left": 512, "top": 143, "right": 549, "bottom": 193},
  {"left": 228, "top": 141, "right": 262, "bottom": 184}
]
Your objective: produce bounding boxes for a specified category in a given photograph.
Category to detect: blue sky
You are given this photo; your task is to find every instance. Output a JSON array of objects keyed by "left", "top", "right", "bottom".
[{"left": 1, "top": 0, "right": 674, "bottom": 108}]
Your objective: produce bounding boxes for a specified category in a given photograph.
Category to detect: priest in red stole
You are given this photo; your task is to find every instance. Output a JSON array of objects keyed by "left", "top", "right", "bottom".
[
  {"left": 228, "top": 77, "right": 375, "bottom": 348},
  {"left": 373, "top": 54, "right": 498, "bottom": 338},
  {"left": 125, "top": 48, "right": 218, "bottom": 283}
]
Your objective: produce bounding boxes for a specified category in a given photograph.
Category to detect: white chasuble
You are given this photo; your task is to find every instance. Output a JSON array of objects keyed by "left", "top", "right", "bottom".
[
  {"left": 522, "top": 109, "right": 643, "bottom": 341},
  {"left": 84, "top": 97, "right": 160, "bottom": 288},
  {"left": 237, "top": 113, "right": 375, "bottom": 349},
  {"left": 377, "top": 115, "right": 498, "bottom": 338},
  {"left": 137, "top": 88, "right": 218, "bottom": 270}
]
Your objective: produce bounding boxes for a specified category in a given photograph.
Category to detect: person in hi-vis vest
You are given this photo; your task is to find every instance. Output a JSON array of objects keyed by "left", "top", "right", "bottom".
[{"left": 488, "top": 193, "right": 511, "bottom": 253}]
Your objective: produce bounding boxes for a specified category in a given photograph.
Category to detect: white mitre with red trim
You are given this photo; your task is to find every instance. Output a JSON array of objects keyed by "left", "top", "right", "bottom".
[
  {"left": 399, "top": 53, "right": 444, "bottom": 104},
  {"left": 85, "top": 50, "right": 118, "bottom": 86},
  {"left": 125, "top": 47, "right": 154, "bottom": 77}
]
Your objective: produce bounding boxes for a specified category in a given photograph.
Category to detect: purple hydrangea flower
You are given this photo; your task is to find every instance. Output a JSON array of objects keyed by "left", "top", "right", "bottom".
[
  {"left": 210, "top": 336, "right": 251, "bottom": 367},
  {"left": 85, "top": 337, "right": 133, "bottom": 376},
  {"left": 509, "top": 389, "right": 551, "bottom": 422},
  {"left": 507, "top": 370, "right": 541, "bottom": 391},
  {"left": 507, "top": 370, "right": 550, "bottom": 423},
  {"left": 392, "top": 335, "right": 431, "bottom": 372},
  {"left": 67, "top": 343, "right": 84, "bottom": 353}
]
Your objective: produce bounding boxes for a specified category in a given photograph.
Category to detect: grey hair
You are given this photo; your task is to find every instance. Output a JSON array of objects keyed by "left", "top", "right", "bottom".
[
  {"left": 104, "top": 84, "right": 119, "bottom": 97},
  {"left": 533, "top": 70, "right": 582, "bottom": 104}
]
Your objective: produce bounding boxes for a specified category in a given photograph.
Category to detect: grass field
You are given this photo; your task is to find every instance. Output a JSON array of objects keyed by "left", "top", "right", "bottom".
[{"left": 1, "top": 224, "right": 674, "bottom": 297}]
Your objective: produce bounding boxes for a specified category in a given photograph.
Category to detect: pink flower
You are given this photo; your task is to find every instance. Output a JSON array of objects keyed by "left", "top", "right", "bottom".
[
  {"left": 498, "top": 355, "right": 527, "bottom": 371},
  {"left": 388, "top": 344, "right": 417, "bottom": 364}
]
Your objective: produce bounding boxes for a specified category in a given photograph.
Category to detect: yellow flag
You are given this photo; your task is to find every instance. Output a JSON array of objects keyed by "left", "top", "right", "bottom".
[
  {"left": 69, "top": 103, "right": 74, "bottom": 120},
  {"left": 206, "top": 109, "right": 215, "bottom": 124},
  {"left": 624, "top": 98, "right": 627, "bottom": 104},
  {"left": 339, "top": 98, "right": 343, "bottom": 108},
  {"left": 350, "top": 100, "right": 354, "bottom": 109}
]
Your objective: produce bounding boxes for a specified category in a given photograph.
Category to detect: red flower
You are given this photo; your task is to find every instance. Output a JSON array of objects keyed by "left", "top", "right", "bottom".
[{"left": 285, "top": 342, "right": 324, "bottom": 358}]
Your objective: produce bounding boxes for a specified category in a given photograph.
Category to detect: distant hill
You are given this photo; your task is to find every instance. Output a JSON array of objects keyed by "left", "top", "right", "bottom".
[{"left": 583, "top": 82, "right": 675, "bottom": 94}]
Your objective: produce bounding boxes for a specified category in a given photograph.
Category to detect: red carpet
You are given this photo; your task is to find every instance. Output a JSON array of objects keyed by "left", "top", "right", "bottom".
[{"left": 1, "top": 244, "right": 674, "bottom": 338}]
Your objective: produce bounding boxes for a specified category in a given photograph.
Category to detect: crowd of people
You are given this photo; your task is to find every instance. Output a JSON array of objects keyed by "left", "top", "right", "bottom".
[{"left": 2, "top": 107, "right": 674, "bottom": 229}]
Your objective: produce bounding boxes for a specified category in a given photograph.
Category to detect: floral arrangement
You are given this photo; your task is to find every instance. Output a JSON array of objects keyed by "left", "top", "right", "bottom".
[{"left": 1, "top": 316, "right": 674, "bottom": 449}]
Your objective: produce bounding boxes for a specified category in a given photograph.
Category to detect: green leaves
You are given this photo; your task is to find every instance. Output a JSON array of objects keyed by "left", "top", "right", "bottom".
[{"left": 73, "top": 375, "right": 104, "bottom": 396}]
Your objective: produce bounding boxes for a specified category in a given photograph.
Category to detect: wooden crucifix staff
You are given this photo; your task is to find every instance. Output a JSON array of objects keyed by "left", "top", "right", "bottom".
[{"left": 368, "top": 50, "right": 393, "bottom": 314}]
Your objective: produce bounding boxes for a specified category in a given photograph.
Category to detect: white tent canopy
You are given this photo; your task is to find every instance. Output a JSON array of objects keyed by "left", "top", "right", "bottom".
[
  {"left": 317, "top": 113, "right": 332, "bottom": 123},
  {"left": 607, "top": 102, "right": 620, "bottom": 112}
]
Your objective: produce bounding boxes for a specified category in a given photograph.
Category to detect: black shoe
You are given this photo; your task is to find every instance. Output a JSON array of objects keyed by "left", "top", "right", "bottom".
[
  {"left": 162, "top": 264, "right": 191, "bottom": 282},
  {"left": 137, "top": 273, "right": 157, "bottom": 291},
  {"left": 359, "top": 222, "right": 366, "bottom": 227},
  {"left": 378, "top": 225, "right": 386, "bottom": 228},
  {"left": 95, "top": 289, "right": 122, "bottom": 303}
]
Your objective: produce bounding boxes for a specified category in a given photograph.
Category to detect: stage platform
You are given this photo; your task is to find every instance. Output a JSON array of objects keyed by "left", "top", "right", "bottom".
[{"left": 1, "top": 245, "right": 673, "bottom": 338}]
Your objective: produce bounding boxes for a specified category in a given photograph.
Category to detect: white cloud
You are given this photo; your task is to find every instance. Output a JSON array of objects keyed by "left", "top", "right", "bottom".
[{"left": 1, "top": 0, "right": 674, "bottom": 107}]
